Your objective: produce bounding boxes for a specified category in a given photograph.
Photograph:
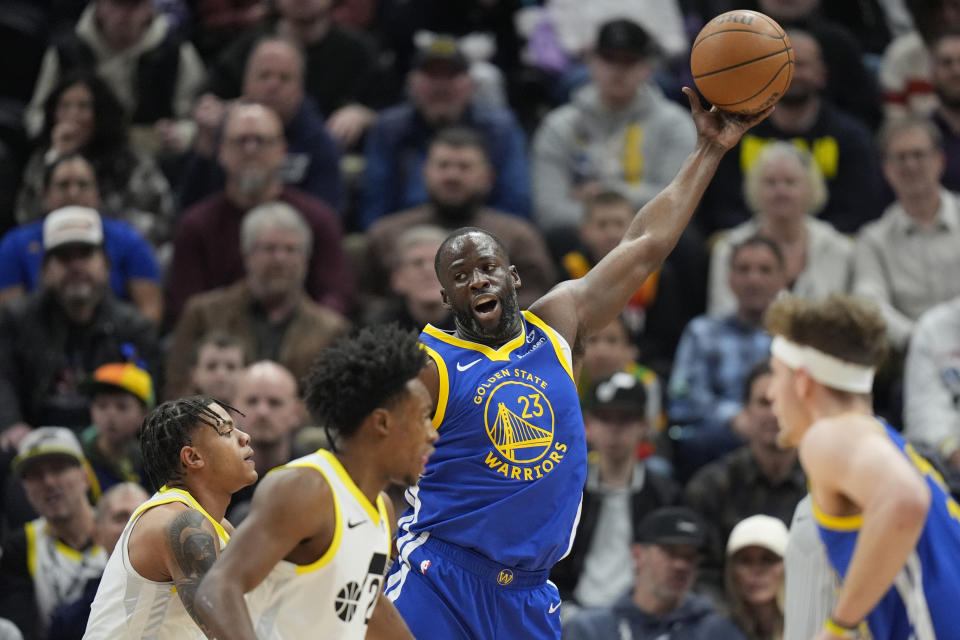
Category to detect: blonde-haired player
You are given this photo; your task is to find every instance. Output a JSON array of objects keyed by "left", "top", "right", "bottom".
[{"left": 765, "top": 293, "right": 960, "bottom": 640}]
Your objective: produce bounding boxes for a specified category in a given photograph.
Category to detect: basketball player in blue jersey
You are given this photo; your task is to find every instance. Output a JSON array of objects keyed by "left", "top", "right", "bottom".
[
  {"left": 382, "top": 87, "right": 773, "bottom": 640},
  {"left": 765, "top": 293, "right": 960, "bottom": 640},
  {"left": 194, "top": 325, "right": 436, "bottom": 639}
]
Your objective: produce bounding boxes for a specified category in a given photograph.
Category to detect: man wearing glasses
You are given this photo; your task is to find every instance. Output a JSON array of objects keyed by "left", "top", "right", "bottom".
[{"left": 165, "top": 102, "right": 352, "bottom": 326}]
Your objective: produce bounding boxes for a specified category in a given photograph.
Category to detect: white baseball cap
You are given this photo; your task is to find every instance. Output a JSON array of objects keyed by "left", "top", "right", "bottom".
[
  {"left": 43, "top": 206, "right": 103, "bottom": 253},
  {"left": 13, "top": 426, "right": 86, "bottom": 477},
  {"left": 726, "top": 514, "right": 789, "bottom": 557}
]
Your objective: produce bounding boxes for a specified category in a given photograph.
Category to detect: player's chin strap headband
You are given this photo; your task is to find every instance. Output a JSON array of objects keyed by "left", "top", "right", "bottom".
[{"left": 771, "top": 335, "right": 875, "bottom": 394}]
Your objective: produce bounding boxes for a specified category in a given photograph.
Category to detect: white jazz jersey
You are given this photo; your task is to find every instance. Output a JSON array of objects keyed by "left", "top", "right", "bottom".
[
  {"left": 26, "top": 517, "right": 107, "bottom": 637},
  {"left": 253, "top": 449, "right": 392, "bottom": 640},
  {"left": 83, "top": 487, "right": 230, "bottom": 639}
]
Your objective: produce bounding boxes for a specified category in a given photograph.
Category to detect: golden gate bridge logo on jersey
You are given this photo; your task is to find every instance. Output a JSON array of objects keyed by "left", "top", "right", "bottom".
[{"left": 484, "top": 381, "right": 555, "bottom": 464}]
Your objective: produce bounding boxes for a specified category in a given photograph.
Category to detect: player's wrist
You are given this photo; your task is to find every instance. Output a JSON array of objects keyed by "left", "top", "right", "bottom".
[{"left": 823, "top": 615, "right": 860, "bottom": 638}]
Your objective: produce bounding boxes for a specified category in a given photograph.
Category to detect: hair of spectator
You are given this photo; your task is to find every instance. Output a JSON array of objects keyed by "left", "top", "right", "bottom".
[
  {"left": 729, "top": 234, "right": 785, "bottom": 269},
  {"left": 907, "top": 0, "right": 954, "bottom": 43},
  {"left": 743, "top": 142, "right": 828, "bottom": 217},
  {"left": 222, "top": 101, "right": 286, "bottom": 143},
  {"left": 765, "top": 293, "right": 889, "bottom": 371},
  {"left": 41, "top": 72, "right": 128, "bottom": 157},
  {"left": 188, "top": 330, "right": 246, "bottom": 368},
  {"left": 743, "top": 360, "right": 773, "bottom": 403},
  {"left": 434, "top": 227, "right": 510, "bottom": 275},
  {"left": 240, "top": 201, "right": 313, "bottom": 257},
  {"left": 584, "top": 189, "right": 633, "bottom": 219},
  {"left": 248, "top": 35, "right": 306, "bottom": 80},
  {"left": 94, "top": 482, "right": 147, "bottom": 522},
  {"left": 140, "top": 396, "right": 243, "bottom": 490},
  {"left": 877, "top": 115, "right": 944, "bottom": 156},
  {"left": 42, "top": 152, "right": 96, "bottom": 190},
  {"left": 930, "top": 27, "right": 960, "bottom": 51},
  {"left": 303, "top": 324, "right": 426, "bottom": 447},
  {"left": 390, "top": 224, "right": 448, "bottom": 271},
  {"left": 430, "top": 126, "right": 490, "bottom": 162}
]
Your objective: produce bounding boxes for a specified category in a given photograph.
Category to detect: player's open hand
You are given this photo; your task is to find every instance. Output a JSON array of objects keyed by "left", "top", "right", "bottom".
[{"left": 682, "top": 86, "right": 773, "bottom": 152}]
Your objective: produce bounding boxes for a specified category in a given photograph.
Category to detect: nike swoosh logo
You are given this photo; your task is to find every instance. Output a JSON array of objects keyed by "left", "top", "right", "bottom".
[
  {"left": 456, "top": 358, "right": 482, "bottom": 372},
  {"left": 548, "top": 602, "right": 561, "bottom": 614},
  {"left": 347, "top": 519, "right": 365, "bottom": 529}
]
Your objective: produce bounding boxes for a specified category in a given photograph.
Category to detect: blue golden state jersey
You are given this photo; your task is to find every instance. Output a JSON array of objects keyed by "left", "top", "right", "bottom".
[
  {"left": 398, "top": 310, "right": 587, "bottom": 572},
  {"left": 814, "top": 420, "right": 960, "bottom": 640}
]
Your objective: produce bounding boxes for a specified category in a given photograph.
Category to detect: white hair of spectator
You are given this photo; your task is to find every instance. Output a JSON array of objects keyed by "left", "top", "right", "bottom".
[
  {"left": 743, "top": 142, "right": 828, "bottom": 217},
  {"left": 241, "top": 201, "right": 313, "bottom": 257}
]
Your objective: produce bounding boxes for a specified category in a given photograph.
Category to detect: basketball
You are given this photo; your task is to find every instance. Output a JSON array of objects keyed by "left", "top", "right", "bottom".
[{"left": 690, "top": 10, "right": 794, "bottom": 114}]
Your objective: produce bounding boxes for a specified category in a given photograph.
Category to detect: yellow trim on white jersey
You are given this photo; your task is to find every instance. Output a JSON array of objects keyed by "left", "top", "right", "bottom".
[
  {"left": 282, "top": 450, "right": 390, "bottom": 575},
  {"left": 129, "top": 486, "right": 230, "bottom": 545},
  {"left": 26, "top": 519, "right": 38, "bottom": 577}
]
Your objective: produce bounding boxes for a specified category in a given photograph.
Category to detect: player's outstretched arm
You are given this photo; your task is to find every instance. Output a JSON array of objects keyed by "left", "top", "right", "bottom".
[
  {"left": 530, "top": 88, "right": 771, "bottom": 342},
  {"left": 195, "top": 469, "right": 332, "bottom": 640},
  {"left": 801, "top": 418, "right": 931, "bottom": 636}
]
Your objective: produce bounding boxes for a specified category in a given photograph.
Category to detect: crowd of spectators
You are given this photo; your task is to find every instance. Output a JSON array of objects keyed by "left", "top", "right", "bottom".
[{"left": 2, "top": 1, "right": 960, "bottom": 638}]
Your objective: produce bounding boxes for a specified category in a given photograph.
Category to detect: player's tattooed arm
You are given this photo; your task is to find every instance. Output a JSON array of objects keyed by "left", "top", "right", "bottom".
[{"left": 167, "top": 509, "right": 221, "bottom": 638}]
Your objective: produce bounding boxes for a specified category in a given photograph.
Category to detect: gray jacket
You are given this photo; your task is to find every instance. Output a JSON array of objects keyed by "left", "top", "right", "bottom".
[
  {"left": 562, "top": 592, "right": 746, "bottom": 640},
  {"left": 532, "top": 83, "right": 696, "bottom": 230}
]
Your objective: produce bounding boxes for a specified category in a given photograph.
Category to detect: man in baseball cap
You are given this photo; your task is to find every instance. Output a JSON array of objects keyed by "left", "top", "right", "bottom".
[
  {"left": 42, "top": 206, "right": 104, "bottom": 254},
  {"left": 2, "top": 427, "right": 106, "bottom": 638},
  {"left": 564, "top": 506, "right": 744, "bottom": 639},
  {"left": 594, "top": 18, "right": 661, "bottom": 63},
  {"left": 551, "top": 372, "right": 674, "bottom": 610},
  {"left": 412, "top": 35, "right": 470, "bottom": 74},
  {"left": 12, "top": 426, "right": 87, "bottom": 477}
]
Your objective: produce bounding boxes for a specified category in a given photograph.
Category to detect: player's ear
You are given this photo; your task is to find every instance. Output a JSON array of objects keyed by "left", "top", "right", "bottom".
[
  {"left": 510, "top": 266, "right": 521, "bottom": 289},
  {"left": 370, "top": 407, "right": 391, "bottom": 437},
  {"left": 180, "top": 444, "right": 205, "bottom": 472},
  {"left": 794, "top": 368, "right": 814, "bottom": 399},
  {"left": 440, "top": 288, "right": 451, "bottom": 310}
]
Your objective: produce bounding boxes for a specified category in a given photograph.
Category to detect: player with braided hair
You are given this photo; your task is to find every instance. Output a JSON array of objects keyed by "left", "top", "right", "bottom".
[
  {"left": 196, "top": 324, "right": 436, "bottom": 639},
  {"left": 84, "top": 395, "right": 257, "bottom": 638}
]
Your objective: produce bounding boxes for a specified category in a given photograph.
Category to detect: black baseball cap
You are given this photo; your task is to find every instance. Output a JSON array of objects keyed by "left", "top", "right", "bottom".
[
  {"left": 583, "top": 372, "right": 647, "bottom": 416},
  {"left": 634, "top": 507, "right": 706, "bottom": 546},
  {"left": 594, "top": 19, "right": 659, "bottom": 60},
  {"left": 413, "top": 36, "right": 469, "bottom": 74}
]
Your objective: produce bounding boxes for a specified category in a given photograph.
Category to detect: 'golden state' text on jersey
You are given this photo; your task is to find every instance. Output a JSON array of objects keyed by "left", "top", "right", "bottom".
[
  {"left": 814, "top": 420, "right": 960, "bottom": 640},
  {"left": 398, "top": 311, "right": 587, "bottom": 571},
  {"left": 253, "top": 449, "right": 392, "bottom": 640}
]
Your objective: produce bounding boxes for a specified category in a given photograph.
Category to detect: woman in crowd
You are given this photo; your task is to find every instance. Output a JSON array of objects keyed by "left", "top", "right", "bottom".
[
  {"left": 707, "top": 142, "right": 852, "bottom": 316},
  {"left": 725, "top": 514, "right": 789, "bottom": 640},
  {"left": 16, "top": 72, "right": 173, "bottom": 249}
]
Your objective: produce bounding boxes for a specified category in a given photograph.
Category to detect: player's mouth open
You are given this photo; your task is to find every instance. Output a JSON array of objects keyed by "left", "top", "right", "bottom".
[{"left": 473, "top": 294, "right": 499, "bottom": 319}]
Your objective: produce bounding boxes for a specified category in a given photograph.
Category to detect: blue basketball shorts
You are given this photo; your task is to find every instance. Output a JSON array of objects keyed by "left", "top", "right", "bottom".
[{"left": 383, "top": 536, "right": 562, "bottom": 639}]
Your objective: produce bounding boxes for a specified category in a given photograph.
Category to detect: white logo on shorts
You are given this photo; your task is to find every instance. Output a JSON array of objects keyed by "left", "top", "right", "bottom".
[{"left": 419, "top": 560, "right": 431, "bottom": 574}]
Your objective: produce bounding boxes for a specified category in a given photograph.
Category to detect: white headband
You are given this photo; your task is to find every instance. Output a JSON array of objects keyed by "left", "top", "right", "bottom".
[{"left": 770, "top": 336, "right": 875, "bottom": 394}]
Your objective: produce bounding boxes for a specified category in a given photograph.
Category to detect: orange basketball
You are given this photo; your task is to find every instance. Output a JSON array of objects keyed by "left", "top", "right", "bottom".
[{"left": 690, "top": 10, "right": 794, "bottom": 114}]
